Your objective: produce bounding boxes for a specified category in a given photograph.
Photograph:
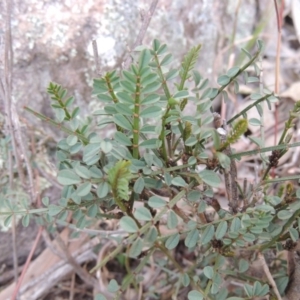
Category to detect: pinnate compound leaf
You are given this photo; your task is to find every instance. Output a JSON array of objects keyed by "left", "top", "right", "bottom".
[
  {"left": 58, "top": 169, "right": 81, "bottom": 185},
  {"left": 120, "top": 216, "right": 139, "bottom": 233}
]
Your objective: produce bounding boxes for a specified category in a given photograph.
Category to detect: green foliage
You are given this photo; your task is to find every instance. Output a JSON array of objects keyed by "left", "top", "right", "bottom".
[{"left": 20, "top": 39, "right": 300, "bottom": 299}]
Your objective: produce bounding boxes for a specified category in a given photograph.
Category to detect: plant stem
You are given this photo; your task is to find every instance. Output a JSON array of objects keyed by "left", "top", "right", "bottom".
[
  {"left": 227, "top": 93, "right": 273, "bottom": 124},
  {"left": 24, "top": 106, "right": 89, "bottom": 144},
  {"left": 132, "top": 74, "right": 141, "bottom": 159}
]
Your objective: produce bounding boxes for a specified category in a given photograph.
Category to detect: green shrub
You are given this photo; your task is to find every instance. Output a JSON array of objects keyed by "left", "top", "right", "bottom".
[{"left": 20, "top": 39, "right": 300, "bottom": 299}]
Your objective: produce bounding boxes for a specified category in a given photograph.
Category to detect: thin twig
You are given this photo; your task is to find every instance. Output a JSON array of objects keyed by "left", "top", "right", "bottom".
[
  {"left": 257, "top": 252, "right": 282, "bottom": 300},
  {"left": 273, "top": 0, "right": 284, "bottom": 147},
  {"left": 11, "top": 226, "right": 44, "bottom": 300},
  {"left": 123, "top": 0, "right": 159, "bottom": 69},
  {"left": 2, "top": 0, "right": 21, "bottom": 289},
  {"left": 54, "top": 232, "right": 100, "bottom": 290},
  {"left": 92, "top": 40, "right": 101, "bottom": 75}
]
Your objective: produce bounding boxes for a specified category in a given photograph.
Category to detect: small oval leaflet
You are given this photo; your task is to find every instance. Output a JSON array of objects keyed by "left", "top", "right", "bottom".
[
  {"left": 249, "top": 118, "right": 261, "bottom": 126},
  {"left": 87, "top": 204, "right": 98, "bottom": 218},
  {"left": 134, "top": 177, "right": 145, "bottom": 194},
  {"left": 140, "top": 138, "right": 160, "bottom": 149},
  {"left": 181, "top": 273, "right": 190, "bottom": 287},
  {"left": 187, "top": 190, "right": 201, "bottom": 202},
  {"left": 165, "top": 233, "right": 180, "bottom": 250},
  {"left": 167, "top": 210, "right": 178, "bottom": 229},
  {"left": 173, "top": 90, "right": 189, "bottom": 99},
  {"left": 142, "top": 81, "right": 161, "bottom": 94},
  {"left": 94, "top": 294, "right": 107, "bottom": 300},
  {"left": 148, "top": 196, "right": 166, "bottom": 208},
  {"left": 145, "top": 226, "right": 158, "bottom": 244},
  {"left": 129, "top": 237, "right": 143, "bottom": 258},
  {"left": 201, "top": 224, "right": 215, "bottom": 245},
  {"left": 278, "top": 210, "right": 293, "bottom": 220},
  {"left": 140, "top": 106, "right": 162, "bottom": 118},
  {"left": 188, "top": 290, "right": 203, "bottom": 300},
  {"left": 141, "top": 94, "right": 160, "bottom": 105},
  {"left": 185, "top": 228, "right": 199, "bottom": 248},
  {"left": 230, "top": 218, "right": 241, "bottom": 232},
  {"left": 107, "top": 279, "right": 119, "bottom": 293},
  {"left": 120, "top": 216, "right": 139, "bottom": 233},
  {"left": 22, "top": 214, "right": 30, "bottom": 227},
  {"left": 57, "top": 169, "right": 81, "bottom": 185},
  {"left": 203, "top": 266, "right": 214, "bottom": 279},
  {"left": 171, "top": 176, "right": 188, "bottom": 187},
  {"left": 42, "top": 196, "right": 49, "bottom": 206},
  {"left": 215, "top": 220, "right": 228, "bottom": 240},
  {"left": 198, "top": 169, "right": 221, "bottom": 187},
  {"left": 134, "top": 206, "right": 152, "bottom": 221},
  {"left": 217, "top": 75, "right": 230, "bottom": 86},
  {"left": 100, "top": 140, "right": 113, "bottom": 153},
  {"left": 227, "top": 66, "right": 240, "bottom": 77},
  {"left": 239, "top": 258, "right": 249, "bottom": 273},
  {"left": 66, "top": 135, "right": 78, "bottom": 146},
  {"left": 289, "top": 227, "right": 299, "bottom": 241},
  {"left": 74, "top": 165, "right": 91, "bottom": 179},
  {"left": 76, "top": 182, "right": 92, "bottom": 197},
  {"left": 113, "top": 114, "right": 132, "bottom": 130},
  {"left": 97, "top": 182, "right": 109, "bottom": 198},
  {"left": 115, "top": 131, "right": 132, "bottom": 146},
  {"left": 48, "top": 204, "right": 64, "bottom": 216}
]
